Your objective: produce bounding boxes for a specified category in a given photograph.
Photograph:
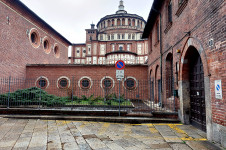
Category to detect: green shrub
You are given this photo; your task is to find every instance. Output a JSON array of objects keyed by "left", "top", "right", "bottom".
[
  {"left": 0, "top": 87, "right": 70, "bottom": 106},
  {"left": 0, "top": 88, "right": 132, "bottom": 107}
]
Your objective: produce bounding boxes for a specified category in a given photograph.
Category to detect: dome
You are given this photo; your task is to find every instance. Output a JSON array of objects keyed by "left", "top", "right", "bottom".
[{"left": 96, "top": 0, "right": 146, "bottom": 31}]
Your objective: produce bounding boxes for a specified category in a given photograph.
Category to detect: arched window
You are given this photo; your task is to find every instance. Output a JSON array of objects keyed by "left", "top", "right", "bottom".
[
  {"left": 117, "top": 19, "right": 121, "bottom": 26},
  {"left": 128, "top": 19, "right": 131, "bottom": 26},
  {"left": 132, "top": 19, "right": 135, "bottom": 26},
  {"left": 122, "top": 18, "right": 125, "bottom": 25},
  {"left": 108, "top": 20, "right": 111, "bottom": 27},
  {"left": 112, "top": 19, "right": 115, "bottom": 26}
]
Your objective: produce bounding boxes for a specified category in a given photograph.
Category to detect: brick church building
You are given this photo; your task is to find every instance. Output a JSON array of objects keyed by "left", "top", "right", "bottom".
[
  {"left": 68, "top": 0, "right": 148, "bottom": 65},
  {"left": 0, "top": 0, "right": 225, "bottom": 147}
]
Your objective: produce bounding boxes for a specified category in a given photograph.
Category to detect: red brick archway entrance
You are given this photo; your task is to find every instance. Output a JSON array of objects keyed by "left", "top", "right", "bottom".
[{"left": 189, "top": 48, "right": 206, "bottom": 132}]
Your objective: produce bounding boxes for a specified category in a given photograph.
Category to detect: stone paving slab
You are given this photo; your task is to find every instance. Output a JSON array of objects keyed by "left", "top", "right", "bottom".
[{"left": 0, "top": 118, "right": 223, "bottom": 150}]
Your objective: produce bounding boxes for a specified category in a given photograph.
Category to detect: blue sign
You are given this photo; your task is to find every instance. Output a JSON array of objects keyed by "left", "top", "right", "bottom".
[
  {"left": 216, "top": 84, "right": 220, "bottom": 91},
  {"left": 115, "top": 60, "right": 125, "bottom": 70},
  {"left": 215, "top": 80, "right": 222, "bottom": 99}
]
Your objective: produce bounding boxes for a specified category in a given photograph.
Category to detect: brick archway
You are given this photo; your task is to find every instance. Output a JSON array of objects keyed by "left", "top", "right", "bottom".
[
  {"left": 165, "top": 53, "right": 173, "bottom": 99},
  {"left": 178, "top": 37, "right": 212, "bottom": 139},
  {"left": 179, "top": 37, "right": 210, "bottom": 80}
]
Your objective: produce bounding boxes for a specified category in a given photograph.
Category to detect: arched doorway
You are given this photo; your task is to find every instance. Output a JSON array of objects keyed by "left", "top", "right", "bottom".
[
  {"left": 166, "top": 53, "right": 173, "bottom": 99},
  {"left": 181, "top": 46, "right": 206, "bottom": 132},
  {"left": 155, "top": 65, "right": 161, "bottom": 106},
  {"left": 149, "top": 70, "right": 154, "bottom": 104},
  {"left": 188, "top": 48, "right": 206, "bottom": 132}
]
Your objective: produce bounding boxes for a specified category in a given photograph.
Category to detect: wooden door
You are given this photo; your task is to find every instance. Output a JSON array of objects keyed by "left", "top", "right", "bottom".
[{"left": 189, "top": 55, "right": 206, "bottom": 132}]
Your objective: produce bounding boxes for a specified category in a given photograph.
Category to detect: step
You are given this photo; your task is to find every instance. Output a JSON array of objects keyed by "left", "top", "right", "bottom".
[{"left": 0, "top": 115, "right": 180, "bottom": 124}]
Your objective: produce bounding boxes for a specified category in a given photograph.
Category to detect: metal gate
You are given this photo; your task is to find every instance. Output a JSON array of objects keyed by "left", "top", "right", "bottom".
[
  {"left": 189, "top": 55, "right": 206, "bottom": 132},
  {"left": 0, "top": 77, "right": 177, "bottom": 114}
]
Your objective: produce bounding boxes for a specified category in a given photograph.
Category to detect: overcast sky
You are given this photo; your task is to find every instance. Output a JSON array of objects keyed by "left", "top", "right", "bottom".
[{"left": 20, "top": 0, "right": 154, "bottom": 44}]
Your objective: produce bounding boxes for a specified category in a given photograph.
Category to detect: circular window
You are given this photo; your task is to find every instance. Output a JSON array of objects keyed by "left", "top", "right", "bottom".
[
  {"left": 82, "top": 79, "right": 89, "bottom": 87},
  {"left": 124, "top": 77, "right": 137, "bottom": 90},
  {"left": 83, "top": 50, "right": 86, "bottom": 53},
  {"left": 126, "top": 79, "right": 135, "bottom": 88},
  {"left": 31, "top": 32, "right": 37, "bottom": 43},
  {"left": 60, "top": 80, "right": 67, "bottom": 87},
  {"left": 44, "top": 40, "right": 48, "bottom": 49},
  {"left": 43, "top": 37, "right": 51, "bottom": 54},
  {"left": 104, "top": 79, "right": 111, "bottom": 88},
  {"left": 100, "top": 76, "right": 115, "bottom": 90},
  {"left": 57, "top": 76, "right": 70, "bottom": 89},
  {"left": 78, "top": 77, "right": 92, "bottom": 90},
  {"left": 39, "top": 79, "right": 46, "bottom": 88},
  {"left": 29, "top": 28, "right": 40, "bottom": 48},
  {"left": 53, "top": 44, "right": 60, "bottom": 58},
  {"left": 35, "top": 76, "right": 49, "bottom": 89}
]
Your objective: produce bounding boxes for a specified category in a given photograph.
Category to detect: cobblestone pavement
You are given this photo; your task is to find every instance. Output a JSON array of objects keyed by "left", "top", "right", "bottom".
[{"left": 0, "top": 117, "right": 222, "bottom": 150}]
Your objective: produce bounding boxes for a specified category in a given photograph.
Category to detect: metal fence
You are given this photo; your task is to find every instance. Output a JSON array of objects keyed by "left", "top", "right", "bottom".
[{"left": 0, "top": 77, "right": 177, "bottom": 114}]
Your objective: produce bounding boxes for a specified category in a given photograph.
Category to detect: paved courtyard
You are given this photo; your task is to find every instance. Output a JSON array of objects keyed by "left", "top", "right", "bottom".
[{"left": 0, "top": 117, "right": 222, "bottom": 150}]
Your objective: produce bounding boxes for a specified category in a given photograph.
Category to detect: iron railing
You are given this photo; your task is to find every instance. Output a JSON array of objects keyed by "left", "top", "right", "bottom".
[{"left": 0, "top": 77, "right": 177, "bottom": 114}]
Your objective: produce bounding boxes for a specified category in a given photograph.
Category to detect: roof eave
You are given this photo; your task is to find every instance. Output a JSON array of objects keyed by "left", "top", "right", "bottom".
[
  {"left": 142, "top": 0, "right": 164, "bottom": 38},
  {"left": 13, "top": 0, "right": 72, "bottom": 45}
]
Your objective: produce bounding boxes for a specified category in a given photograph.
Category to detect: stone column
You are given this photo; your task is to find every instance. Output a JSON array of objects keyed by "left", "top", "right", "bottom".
[
  {"left": 135, "top": 19, "right": 138, "bottom": 27},
  {"left": 125, "top": 18, "right": 128, "bottom": 25},
  {"left": 114, "top": 18, "right": 117, "bottom": 26}
]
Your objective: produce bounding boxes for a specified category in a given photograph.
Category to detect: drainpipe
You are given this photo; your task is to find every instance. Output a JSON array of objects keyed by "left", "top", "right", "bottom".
[{"left": 152, "top": 8, "right": 163, "bottom": 104}]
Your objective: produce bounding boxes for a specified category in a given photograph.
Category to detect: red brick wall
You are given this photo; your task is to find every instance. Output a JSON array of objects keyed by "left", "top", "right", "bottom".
[
  {"left": 0, "top": 1, "right": 69, "bottom": 78},
  {"left": 26, "top": 64, "right": 148, "bottom": 100},
  {"left": 146, "top": 0, "right": 225, "bottom": 126},
  {"left": 26, "top": 65, "right": 148, "bottom": 82}
]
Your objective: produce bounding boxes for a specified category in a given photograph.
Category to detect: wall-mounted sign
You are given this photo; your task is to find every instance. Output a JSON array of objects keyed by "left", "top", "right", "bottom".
[{"left": 215, "top": 80, "right": 222, "bottom": 99}]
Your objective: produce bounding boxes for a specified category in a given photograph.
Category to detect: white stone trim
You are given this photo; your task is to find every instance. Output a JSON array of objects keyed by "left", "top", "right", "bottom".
[
  {"left": 29, "top": 28, "right": 41, "bottom": 49},
  {"left": 35, "top": 76, "right": 49, "bottom": 89},
  {"left": 123, "top": 76, "right": 138, "bottom": 90},
  {"left": 53, "top": 43, "right": 60, "bottom": 58},
  {"left": 42, "top": 36, "right": 51, "bottom": 54},
  {"left": 78, "top": 76, "right": 93, "bottom": 89},
  {"left": 100, "top": 76, "right": 115, "bottom": 89},
  {"left": 56, "top": 76, "right": 70, "bottom": 89}
]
